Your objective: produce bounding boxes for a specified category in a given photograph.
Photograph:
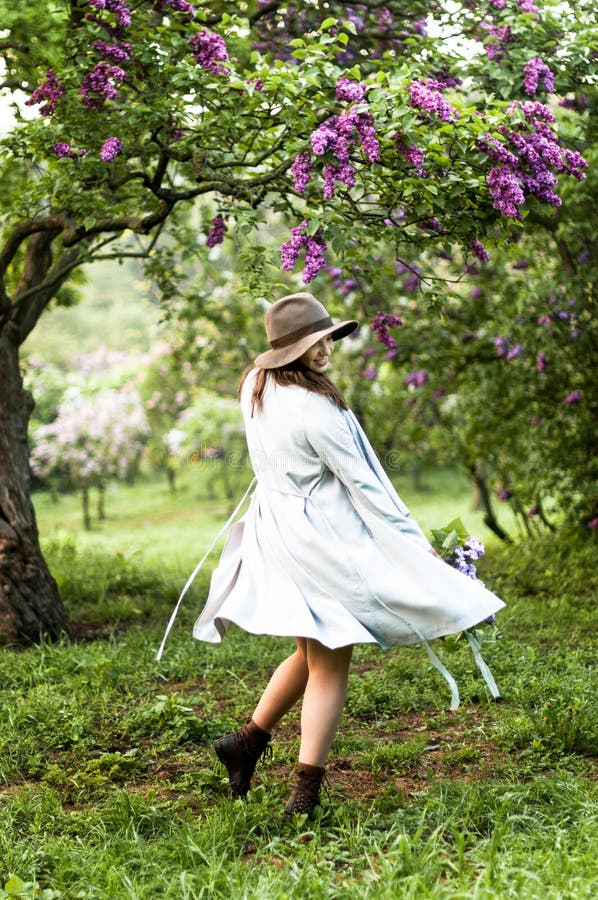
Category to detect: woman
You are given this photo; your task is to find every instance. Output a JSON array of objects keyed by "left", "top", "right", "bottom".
[{"left": 175, "top": 292, "right": 505, "bottom": 819}]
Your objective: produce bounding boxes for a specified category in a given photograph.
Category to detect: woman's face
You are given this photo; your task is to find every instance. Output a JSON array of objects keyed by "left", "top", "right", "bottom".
[{"left": 298, "top": 335, "right": 334, "bottom": 373}]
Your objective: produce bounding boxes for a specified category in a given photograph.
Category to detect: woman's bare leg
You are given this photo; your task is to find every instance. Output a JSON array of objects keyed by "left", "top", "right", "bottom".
[
  {"left": 299, "top": 640, "right": 353, "bottom": 767},
  {"left": 251, "top": 638, "right": 309, "bottom": 732}
]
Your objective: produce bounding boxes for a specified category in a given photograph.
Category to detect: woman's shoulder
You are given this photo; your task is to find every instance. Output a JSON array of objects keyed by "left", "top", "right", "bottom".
[{"left": 302, "top": 388, "right": 351, "bottom": 432}]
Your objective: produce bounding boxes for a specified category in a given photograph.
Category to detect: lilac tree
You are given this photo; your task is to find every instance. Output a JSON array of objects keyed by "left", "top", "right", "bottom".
[
  {"left": 30, "top": 388, "right": 149, "bottom": 529},
  {"left": 0, "top": 0, "right": 593, "bottom": 640}
]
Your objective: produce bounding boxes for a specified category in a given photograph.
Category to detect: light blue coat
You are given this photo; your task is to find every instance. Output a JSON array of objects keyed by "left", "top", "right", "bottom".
[{"left": 192, "top": 369, "right": 505, "bottom": 683}]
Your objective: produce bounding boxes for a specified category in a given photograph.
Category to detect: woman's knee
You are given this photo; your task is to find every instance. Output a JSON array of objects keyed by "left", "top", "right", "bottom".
[
  {"left": 295, "top": 637, "right": 308, "bottom": 659},
  {"left": 306, "top": 639, "right": 353, "bottom": 673}
]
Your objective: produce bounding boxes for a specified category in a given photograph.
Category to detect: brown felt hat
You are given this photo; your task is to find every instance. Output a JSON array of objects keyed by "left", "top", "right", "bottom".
[{"left": 253, "top": 292, "right": 359, "bottom": 369}]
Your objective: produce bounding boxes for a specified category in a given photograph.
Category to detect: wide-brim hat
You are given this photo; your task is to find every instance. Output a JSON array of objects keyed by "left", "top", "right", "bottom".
[{"left": 254, "top": 292, "right": 359, "bottom": 369}]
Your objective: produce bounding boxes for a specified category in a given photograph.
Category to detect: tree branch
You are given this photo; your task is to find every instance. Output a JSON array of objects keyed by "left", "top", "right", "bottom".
[
  {"left": 0, "top": 40, "right": 30, "bottom": 53},
  {"left": 0, "top": 215, "right": 66, "bottom": 278},
  {"left": 61, "top": 200, "right": 174, "bottom": 246},
  {"left": 15, "top": 248, "right": 82, "bottom": 345},
  {"left": 248, "top": 1, "right": 283, "bottom": 23}
]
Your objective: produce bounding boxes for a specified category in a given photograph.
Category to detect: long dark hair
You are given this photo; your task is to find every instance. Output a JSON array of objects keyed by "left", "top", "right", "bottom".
[{"left": 238, "top": 360, "right": 348, "bottom": 416}]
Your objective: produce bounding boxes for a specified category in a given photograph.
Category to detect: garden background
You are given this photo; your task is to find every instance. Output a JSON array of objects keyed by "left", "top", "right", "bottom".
[{"left": 0, "top": 1, "right": 596, "bottom": 897}]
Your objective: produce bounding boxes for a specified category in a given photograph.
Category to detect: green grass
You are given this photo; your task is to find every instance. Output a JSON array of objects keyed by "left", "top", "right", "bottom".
[{"left": 1, "top": 479, "right": 595, "bottom": 898}]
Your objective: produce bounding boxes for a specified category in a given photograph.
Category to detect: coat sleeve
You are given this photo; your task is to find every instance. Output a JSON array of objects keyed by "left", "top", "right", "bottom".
[{"left": 303, "top": 394, "right": 432, "bottom": 552}]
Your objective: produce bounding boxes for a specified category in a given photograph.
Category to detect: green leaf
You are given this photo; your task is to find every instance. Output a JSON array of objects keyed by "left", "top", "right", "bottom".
[
  {"left": 4, "top": 875, "right": 25, "bottom": 896},
  {"left": 321, "top": 17, "right": 338, "bottom": 30},
  {"left": 442, "top": 529, "right": 460, "bottom": 552},
  {"left": 441, "top": 517, "right": 470, "bottom": 540}
]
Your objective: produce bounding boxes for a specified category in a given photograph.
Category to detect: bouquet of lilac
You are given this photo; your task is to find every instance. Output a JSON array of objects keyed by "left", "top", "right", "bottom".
[{"left": 430, "top": 518, "right": 495, "bottom": 625}]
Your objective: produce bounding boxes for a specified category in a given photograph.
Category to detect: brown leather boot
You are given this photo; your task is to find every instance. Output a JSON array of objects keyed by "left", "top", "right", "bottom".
[
  {"left": 213, "top": 719, "right": 272, "bottom": 797},
  {"left": 282, "top": 763, "right": 326, "bottom": 820}
]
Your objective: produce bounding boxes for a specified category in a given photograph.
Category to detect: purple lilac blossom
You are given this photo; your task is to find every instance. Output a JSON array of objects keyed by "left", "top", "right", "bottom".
[
  {"left": 470, "top": 238, "right": 490, "bottom": 263},
  {"left": 498, "top": 488, "right": 512, "bottom": 500},
  {"left": 561, "top": 149, "right": 588, "bottom": 180},
  {"left": 157, "top": 0, "right": 196, "bottom": 17},
  {"left": 487, "top": 167, "right": 525, "bottom": 218},
  {"left": 524, "top": 57, "right": 555, "bottom": 95},
  {"left": 100, "top": 137, "right": 122, "bottom": 161},
  {"left": 308, "top": 108, "right": 379, "bottom": 197},
  {"left": 395, "top": 136, "right": 426, "bottom": 175},
  {"left": 280, "top": 221, "right": 327, "bottom": 282},
  {"left": 92, "top": 40, "right": 132, "bottom": 62},
  {"left": 587, "top": 518, "right": 598, "bottom": 530},
  {"left": 395, "top": 260, "right": 422, "bottom": 293},
  {"left": 453, "top": 549, "right": 477, "bottom": 579},
  {"left": 340, "top": 279, "right": 358, "bottom": 295},
  {"left": 470, "top": 286, "right": 483, "bottom": 300},
  {"left": 53, "top": 143, "right": 77, "bottom": 159},
  {"left": 479, "top": 21, "right": 511, "bottom": 60},
  {"left": 26, "top": 70, "right": 65, "bottom": 116},
  {"left": 303, "top": 232, "right": 328, "bottom": 282},
  {"left": 353, "top": 110, "right": 380, "bottom": 162},
  {"left": 478, "top": 135, "right": 520, "bottom": 170},
  {"left": 517, "top": 0, "right": 539, "bottom": 13},
  {"left": 564, "top": 390, "right": 581, "bottom": 404},
  {"left": 406, "top": 369, "right": 428, "bottom": 387},
  {"left": 479, "top": 98, "right": 587, "bottom": 217},
  {"left": 495, "top": 336, "right": 509, "bottom": 357},
  {"left": 404, "top": 273, "right": 420, "bottom": 293},
  {"left": 377, "top": 9, "right": 393, "bottom": 30},
  {"left": 206, "top": 215, "right": 226, "bottom": 247},
  {"left": 87, "top": 0, "right": 132, "bottom": 28},
  {"left": 362, "top": 366, "right": 378, "bottom": 381},
  {"left": 509, "top": 100, "right": 555, "bottom": 123},
  {"left": 464, "top": 536, "right": 485, "bottom": 560},
  {"left": 412, "top": 18, "right": 427, "bottom": 36},
  {"left": 322, "top": 162, "right": 356, "bottom": 198},
  {"left": 188, "top": 31, "right": 228, "bottom": 74},
  {"left": 421, "top": 218, "right": 442, "bottom": 233},
  {"left": 371, "top": 311, "right": 402, "bottom": 349},
  {"left": 335, "top": 77, "right": 367, "bottom": 103},
  {"left": 536, "top": 352, "right": 548, "bottom": 371},
  {"left": 506, "top": 343, "right": 523, "bottom": 360},
  {"left": 281, "top": 221, "right": 308, "bottom": 271},
  {"left": 291, "top": 153, "right": 313, "bottom": 193},
  {"left": 409, "top": 80, "right": 458, "bottom": 122},
  {"left": 80, "top": 62, "right": 127, "bottom": 108}
]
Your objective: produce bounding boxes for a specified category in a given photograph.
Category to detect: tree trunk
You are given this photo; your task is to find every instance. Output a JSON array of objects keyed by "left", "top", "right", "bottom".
[
  {"left": 468, "top": 461, "right": 512, "bottom": 543},
  {"left": 0, "top": 330, "right": 66, "bottom": 643},
  {"left": 82, "top": 487, "right": 91, "bottom": 530},
  {"left": 166, "top": 466, "right": 176, "bottom": 493},
  {"left": 97, "top": 482, "right": 105, "bottom": 521}
]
